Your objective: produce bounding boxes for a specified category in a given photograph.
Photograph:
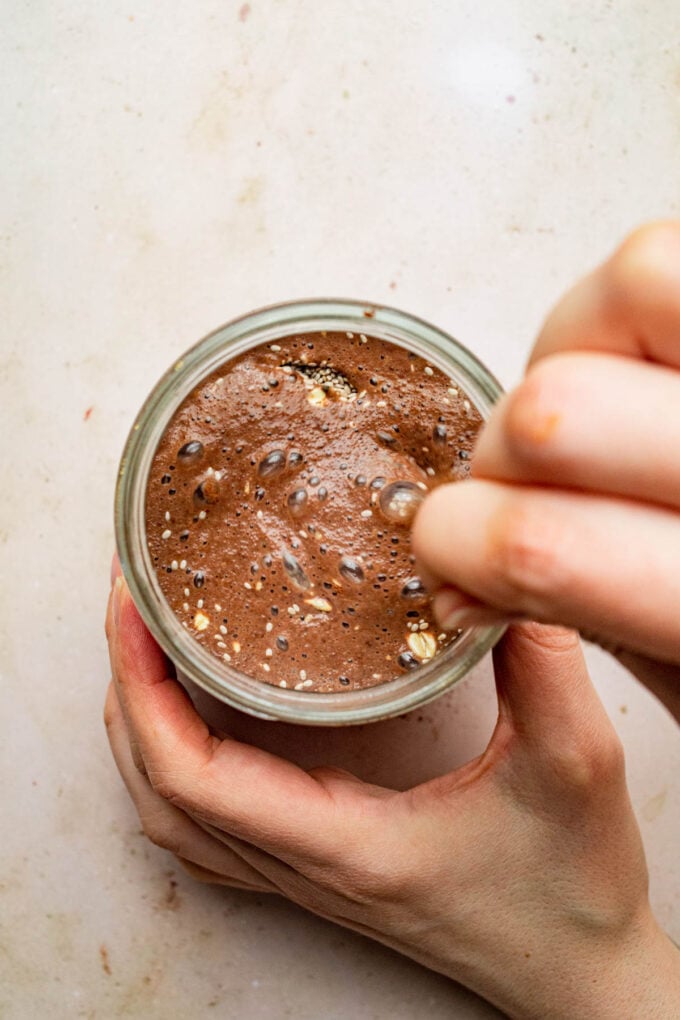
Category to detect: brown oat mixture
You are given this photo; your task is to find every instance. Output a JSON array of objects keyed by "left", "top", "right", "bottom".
[{"left": 145, "top": 331, "right": 481, "bottom": 692}]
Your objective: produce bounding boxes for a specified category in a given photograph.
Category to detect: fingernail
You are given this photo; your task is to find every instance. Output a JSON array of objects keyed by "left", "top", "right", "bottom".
[
  {"left": 110, "top": 551, "right": 122, "bottom": 587},
  {"left": 112, "top": 576, "right": 125, "bottom": 627},
  {"left": 440, "top": 607, "right": 507, "bottom": 630},
  {"left": 433, "top": 589, "right": 506, "bottom": 631}
]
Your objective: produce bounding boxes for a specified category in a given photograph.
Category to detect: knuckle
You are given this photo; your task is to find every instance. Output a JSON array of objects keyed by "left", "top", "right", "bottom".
[
  {"left": 337, "top": 865, "right": 408, "bottom": 908},
  {"left": 332, "top": 847, "right": 418, "bottom": 908},
  {"left": 503, "top": 362, "right": 567, "bottom": 464},
  {"left": 546, "top": 728, "right": 626, "bottom": 795},
  {"left": 139, "top": 807, "right": 182, "bottom": 854},
  {"left": 147, "top": 767, "right": 189, "bottom": 810},
  {"left": 607, "top": 221, "right": 680, "bottom": 301},
  {"left": 488, "top": 498, "right": 571, "bottom": 606}
]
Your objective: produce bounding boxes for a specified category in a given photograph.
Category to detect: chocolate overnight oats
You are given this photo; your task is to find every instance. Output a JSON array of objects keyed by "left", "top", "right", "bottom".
[{"left": 145, "top": 330, "right": 482, "bottom": 693}]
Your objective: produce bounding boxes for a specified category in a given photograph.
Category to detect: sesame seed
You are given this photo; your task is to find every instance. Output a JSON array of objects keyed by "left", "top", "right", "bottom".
[
  {"left": 222, "top": 652, "right": 231, "bottom": 662},
  {"left": 198, "top": 510, "right": 207, "bottom": 520},
  {"left": 179, "top": 559, "right": 187, "bottom": 570},
  {"left": 162, "top": 529, "right": 172, "bottom": 540},
  {"left": 265, "top": 648, "right": 273, "bottom": 657},
  {"left": 233, "top": 641, "right": 241, "bottom": 653},
  {"left": 424, "top": 365, "right": 434, "bottom": 376},
  {"left": 346, "top": 331, "right": 354, "bottom": 339},
  {"left": 262, "top": 663, "right": 271, "bottom": 673},
  {"left": 219, "top": 624, "right": 228, "bottom": 635},
  {"left": 299, "top": 669, "right": 307, "bottom": 680},
  {"left": 448, "top": 387, "right": 458, "bottom": 397},
  {"left": 279, "top": 679, "right": 287, "bottom": 688},
  {"left": 265, "top": 621, "right": 273, "bottom": 632},
  {"left": 214, "top": 603, "right": 222, "bottom": 612},
  {"left": 270, "top": 344, "right": 281, "bottom": 352},
  {"left": 294, "top": 682, "right": 304, "bottom": 690},
  {"left": 360, "top": 509, "right": 373, "bottom": 518},
  {"left": 164, "top": 511, "right": 171, "bottom": 522},
  {"left": 197, "top": 599, "right": 204, "bottom": 609},
  {"left": 244, "top": 582, "right": 252, "bottom": 590},
  {"left": 183, "top": 602, "right": 189, "bottom": 611},
  {"left": 302, "top": 679, "right": 313, "bottom": 688},
  {"left": 359, "top": 334, "right": 368, "bottom": 343}
]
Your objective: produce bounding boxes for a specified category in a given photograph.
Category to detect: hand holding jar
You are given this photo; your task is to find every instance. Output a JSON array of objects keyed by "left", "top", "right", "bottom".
[
  {"left": 105, "top": 577, "right": 680, "bottom": 1019},
  {"left": 105, "top": 223, "right": 680, "bottom": 1017}
]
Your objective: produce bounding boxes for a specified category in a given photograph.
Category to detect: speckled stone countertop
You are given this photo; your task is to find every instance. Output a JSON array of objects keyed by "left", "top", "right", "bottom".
[{"left": 2, "top": 2, "right": 679, "bottom": 1017}]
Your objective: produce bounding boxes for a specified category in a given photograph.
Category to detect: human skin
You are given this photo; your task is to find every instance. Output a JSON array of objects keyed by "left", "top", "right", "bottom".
[
  {"left": 105, "top": 579, "right": 680, "bottom": 1019},
  {"left": 414, "top": 221, "right": 680, "bottom": 723},
  {"left": 105, "top": 222, "right": 680, "bottom": 1016}
]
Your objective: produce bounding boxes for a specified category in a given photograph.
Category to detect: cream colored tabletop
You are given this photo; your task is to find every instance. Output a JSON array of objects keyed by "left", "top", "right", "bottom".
[{"left": 2, "top": 2, "right": 679, "bottom": 1017}]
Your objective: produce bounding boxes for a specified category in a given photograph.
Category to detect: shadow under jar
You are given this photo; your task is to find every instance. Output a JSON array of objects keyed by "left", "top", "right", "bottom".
[{"left": 115, "top": 299, "right": 505, "bottom": 727}]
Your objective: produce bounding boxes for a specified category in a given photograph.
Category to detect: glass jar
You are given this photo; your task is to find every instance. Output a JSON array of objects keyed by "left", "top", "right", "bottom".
[{"left": 115, "top": 299, "right": 505, "bottom": 727}]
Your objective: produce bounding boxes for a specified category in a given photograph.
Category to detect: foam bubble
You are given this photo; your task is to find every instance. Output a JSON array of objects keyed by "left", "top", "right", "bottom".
[
  {"left": 338, "top": 556, "right": 365, "bottom": 584},
  {"left": 287, "top": 488, "right": 309, "bottom": 518},
  {"left": 258, "top": 450, "right": 287, "bottom": 477},
  {"left": 378, "top": 481, "right": 425, "bottom": 525}
]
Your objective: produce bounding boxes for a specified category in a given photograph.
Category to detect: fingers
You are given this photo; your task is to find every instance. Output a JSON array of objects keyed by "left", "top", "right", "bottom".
[
  {"left": 412, "top": 480, "right": 680, "bottom": 663},
  {"left": 492, "top": 624, "right": 601, "bottom": 740},
  {"left": 530, "top": 221, "right": 680, "bottom": 368},
  {"left": 472, "top": 351, "right": 680, "bottom": 510},
  {"left": 177, "top": 857, "right": 271, "bottom": 891},
  {"left": 104, "top": 682, "right": 275, "bottom": 892},
  {"left": 107, "top": 577, "right": 373, "bottom": 862},
  {"left": 491, "top": 624, "right": 626, "bottom": 797}
]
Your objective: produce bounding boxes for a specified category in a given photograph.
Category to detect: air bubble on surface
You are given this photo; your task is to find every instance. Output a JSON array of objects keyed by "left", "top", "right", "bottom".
[{"left": 378, "top": 481, "right": 425, "bottom": 525}]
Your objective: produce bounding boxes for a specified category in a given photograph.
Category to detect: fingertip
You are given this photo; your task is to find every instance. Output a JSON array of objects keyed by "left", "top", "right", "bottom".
[
  {"left": 110, "top": 551, "right": 122, "bottom": 586},
  {"left": 411, "top": 483, "right": 459, "bottom": 587}
]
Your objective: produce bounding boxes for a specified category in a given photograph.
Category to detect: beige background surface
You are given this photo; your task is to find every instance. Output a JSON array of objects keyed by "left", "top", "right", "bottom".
[{"left": 1, "top": 2, "right": 679, "bottom": 1017}]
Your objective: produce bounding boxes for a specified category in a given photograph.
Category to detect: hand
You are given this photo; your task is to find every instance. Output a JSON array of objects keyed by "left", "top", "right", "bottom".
[
  {"left": 413, "top": 222, "right": 680, "bottom": 721},
  {"left": 105, "top": 576, "right": 680, "bottom": 1019}
]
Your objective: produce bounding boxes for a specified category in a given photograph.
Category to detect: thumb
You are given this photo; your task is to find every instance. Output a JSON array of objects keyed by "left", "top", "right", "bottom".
[{"left": 492, "top": 623, "right": 613, "bottom": 753}]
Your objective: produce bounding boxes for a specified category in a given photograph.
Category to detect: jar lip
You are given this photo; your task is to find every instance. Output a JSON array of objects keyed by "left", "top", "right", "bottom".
[{"left": 115, "top": 298, "right": 505, "bottom": 726}]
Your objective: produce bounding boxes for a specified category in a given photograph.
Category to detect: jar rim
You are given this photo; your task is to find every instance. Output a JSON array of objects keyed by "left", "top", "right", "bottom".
[{"left": 115, "top": 298, "right": 506, "bottom": 725}]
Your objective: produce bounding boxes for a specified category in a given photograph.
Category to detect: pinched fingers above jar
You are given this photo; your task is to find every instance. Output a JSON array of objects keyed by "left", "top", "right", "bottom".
[
  {"left": 472, "top": 350, "right": 680, "bottom": 510},
  {"left": 413, "top": 479, "right": 680, "bottom": 665}
]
